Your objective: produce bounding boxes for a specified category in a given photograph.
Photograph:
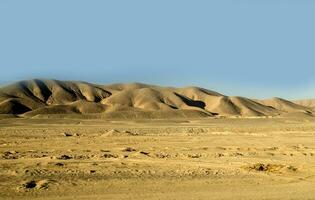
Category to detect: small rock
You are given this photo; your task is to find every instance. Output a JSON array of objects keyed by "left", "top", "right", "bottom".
[
  {"left": 63, "top": 132, "right": 79, "bottom": 137},
  {"left": 5, "top": 150, "right": 18, "bottom": 154},
  {"left": 57, "top": 155, "right": 72, "bottom": 160},
  {"left": 55, "top": 162, "right": 64, "bottom": 167},
  {"left": 63, "top": 132, "right": 73, "bottom": 137},
  {"left": 140, "top": 151, "right": 150, "bottom": 156},
  {"left": 122, "top": 147, "right": 137, "bottom": 152},
  {"left": 103, "top": 153, "right": 118, "bottom": 158}
]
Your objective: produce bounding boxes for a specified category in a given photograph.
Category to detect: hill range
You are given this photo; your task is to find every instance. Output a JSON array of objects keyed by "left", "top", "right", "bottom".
[{"left": 0, "top": 79, "right": 314, "bottom": 118}]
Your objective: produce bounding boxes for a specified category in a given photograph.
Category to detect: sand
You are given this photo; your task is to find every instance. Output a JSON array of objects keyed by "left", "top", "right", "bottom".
[
  {"left": 1, "top": 79, "right": 315, "bottom": 199},
  {"left": 1, "top": 117, "right": 315, "bottom": 199}
]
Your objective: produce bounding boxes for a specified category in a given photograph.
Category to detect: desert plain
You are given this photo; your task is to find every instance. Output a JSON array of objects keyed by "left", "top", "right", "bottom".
[
  {"left": 1, "top": 80, "right": 315, "bottom": 199},
  {"left": 1, "top": 117, "right": 315, "bottom": 199}
]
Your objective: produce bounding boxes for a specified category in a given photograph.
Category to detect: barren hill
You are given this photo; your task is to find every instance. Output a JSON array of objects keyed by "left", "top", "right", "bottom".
[
  {"left": 294, "top": 99, "right": 315, "bottom": 110},
  {"left": 0, "top": 79, "right": 313, "bottom": 118}
]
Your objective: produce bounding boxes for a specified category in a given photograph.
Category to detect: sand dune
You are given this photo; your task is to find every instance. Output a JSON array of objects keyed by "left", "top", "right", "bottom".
[
  {"left": 258, "top": 97, "right": 311, "bottom": 112},
  {"left": 0, "top": 79, "right": 313, "bottom": 118},
  {"left": 294, "top": 99, "right": 315, "bottom": 110}
]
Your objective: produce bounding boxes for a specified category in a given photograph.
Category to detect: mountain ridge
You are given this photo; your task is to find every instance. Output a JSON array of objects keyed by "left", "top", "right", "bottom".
[{"left": 0, "top": 79, "right": 313, "bottom": 118}]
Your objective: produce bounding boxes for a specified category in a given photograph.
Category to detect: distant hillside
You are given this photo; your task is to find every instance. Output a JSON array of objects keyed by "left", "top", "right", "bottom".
[
  {"left": 294, "top": 99, "right": 315, "bottom": 110},
  {"left": 0, "top": 79, "right": 313, "bottom": 118}
]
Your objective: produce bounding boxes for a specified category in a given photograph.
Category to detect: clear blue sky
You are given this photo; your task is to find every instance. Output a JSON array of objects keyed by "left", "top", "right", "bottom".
[{"left": 0, "top": 0, "right": 314, "bottom": 99}]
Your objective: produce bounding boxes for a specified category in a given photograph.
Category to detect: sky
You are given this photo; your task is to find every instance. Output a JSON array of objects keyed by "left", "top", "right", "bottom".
[{"left": 0, "top": 0, "right": 315, "bottom": 99}]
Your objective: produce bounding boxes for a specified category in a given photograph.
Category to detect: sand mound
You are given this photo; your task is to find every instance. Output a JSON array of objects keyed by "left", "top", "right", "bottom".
[
  {"left": 278, "top": 111, "right": 314, "bottom": 118},
  {"left": 0, "top": 79, "right": 111, "bottom": 105},
  {"left": 228, "top": 97, "right": 278, "bottom": 116},
  {"left": 0, "top": 79, "right": 314, "bottom": 118},
  {"left": 294, "top": 99, "right": 315, "bottom": 110},
  {"left": 0, "top": 99, "right": 31, "bottom": 114},
  {"left": 101, "top": 129, "right": 137, "bottom": 137},
  {"left": 20, "top": 179, "right": 53, "bottom": 190},
  {"left": 258, "top": 97, "right": 311, "bottom": 113},
  {"left": 246, "top": 163, "right": 297, "bottom": 173}
]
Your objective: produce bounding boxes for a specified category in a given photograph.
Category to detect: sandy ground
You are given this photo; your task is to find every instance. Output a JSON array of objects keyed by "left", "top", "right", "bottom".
[{"left": 1, "top": 117, "right": 315, "bottom": 199}]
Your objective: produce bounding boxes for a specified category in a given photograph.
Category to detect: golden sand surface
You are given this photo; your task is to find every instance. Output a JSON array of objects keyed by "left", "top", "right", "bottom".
[{"left": 1, "top": 117, "right": 315, "bottom": 199}]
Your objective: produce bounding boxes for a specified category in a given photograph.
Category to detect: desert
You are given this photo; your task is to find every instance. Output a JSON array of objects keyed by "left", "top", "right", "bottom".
[
  {"left": 1, "top": 80, "right": 315, "bottom": 199},
  {"left": 2, "top": 1, "right": 315, "bottom": 199}
]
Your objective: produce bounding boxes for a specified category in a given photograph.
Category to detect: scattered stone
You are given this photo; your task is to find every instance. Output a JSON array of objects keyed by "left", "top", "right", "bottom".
[
  {"left": 55, "top": 162, "right": 64, "bottom": 167},
  {"left": 22, "top": 180, "right": 50, "bottom": 190},
  {"left": 122, "top": 147, "right": 137, "bottom": 152},
  {"left": 101, "top": 129, "right": 120, "bottom": 137},
  {"left": 140, "top": 151, "right": 150, "bottom": 156},
  {"left": 24, "top": 180, "right": 37, "bottom": 189},
  {"left": 2, "top": 151, "right": 19, "bottom": 159},
  {"left": 247, "top": 163, "right": 297, "bottom": 173},
  {"left": 122, "top": 130, "right": 132, "bottom": 134},
  {"left": 63, "top": 132, "right": 79, "bottom": 137},
  {"left": 100, "top": 149, "right": 111, "bottom": 152},
  {"left": 187, "top": 153, "right": 202, "bottom": 158},
  {"left": 5, "top": 150, "right": 18, "bottom": 154},
  {"left": 63, "top": 132, "right": 73, "bottom": 137},
  {"left": 155, "top": 152, "right": 170, "bottom": 158},
  {"left": 103, "top": 153, "right": 118, "bottom": 158},
  {"left": 57, "top": 155, "right": 72, "bottom": 160},
  {"left": 101, "top": 129, "right": 138, "bottom": 137},
  {"left": 214, "top": 153, "right": 225, "bottom": 158}
]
